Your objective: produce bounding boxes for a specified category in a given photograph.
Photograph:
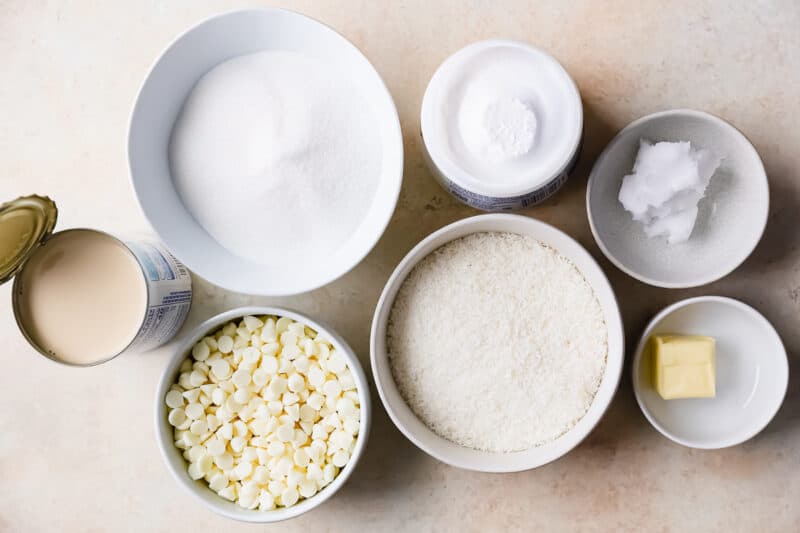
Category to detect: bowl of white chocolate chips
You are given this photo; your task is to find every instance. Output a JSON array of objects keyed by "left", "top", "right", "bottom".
[{"left": 155, "top": 307, "right": 371, "bottom": 522}]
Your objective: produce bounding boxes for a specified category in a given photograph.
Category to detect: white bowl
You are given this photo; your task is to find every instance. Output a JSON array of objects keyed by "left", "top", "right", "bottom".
[
  {"left": 632, "top": 296, "right": 788, "bottom": 449},
  {"left": 370, "top": 214, "right": 624, "bottom": 472},
  {"left": 155, "top": 306, "right": 372, "bottom": 522},
  {"left": 128, "top": 8, "right": 403, "bottom": 296},
  {"left": 587, "top": 109, "right": 769, "bottom": 288}
]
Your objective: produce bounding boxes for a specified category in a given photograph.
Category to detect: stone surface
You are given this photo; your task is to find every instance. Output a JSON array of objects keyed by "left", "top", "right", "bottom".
[{"left": 1, "top": 1, "right": 799, "bottom": 531}]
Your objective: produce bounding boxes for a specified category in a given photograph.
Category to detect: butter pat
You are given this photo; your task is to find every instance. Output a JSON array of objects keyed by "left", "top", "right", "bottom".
[{"left": 652, "top": 335, "right": 715, "bottom": 399}]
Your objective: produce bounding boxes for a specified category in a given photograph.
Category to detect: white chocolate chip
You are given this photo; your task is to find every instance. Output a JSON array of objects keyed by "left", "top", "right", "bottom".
[
  {"left": 192, "top": 341, "right": 211, "bottom": 361},
  {"left": 190, "top": 419, "right": 209, "bottom": 436},
  {"left": 322, "top": 380, "right": 342, "bottom": 399},
  {"left": 189, "top": 370, "right": 207, "bottom": 388},
  {"left": 327, "top": 351, "right": 347, "bottom": 374},
  {"left": 209, "top": 472, "right": 228, "bottom": 491},
  {"left": 323, "top": 464, "right": 336, "bottom": 483},
  {"left": 217, "top": 335, "right": 234, "bottom": 355},
  {"left": 182, "top": 387, "right": 200, "bottom": 404},
  {"left": 210, "top": 359, "right": 231, "bottom": 380},
  {"left": 307, "top": 366, "right": 326, "bottom": 389},
  {"left": 287, "top": 373, "right": 305, "bottom": 393},
  {"left": 299, "top": 478, "right": 317, "bottom": 498},
  {"left": 274, "top": 317, "right": 291, "bottom": 333},
  {"left": 165, "top": 390, "right": 185, "bottom": 409},
  {"left": 276, "top": 423, "right": 294, "bottom": 442},
  {"left": 233, "top": 388, "right": 251, "bottom": 404},
  {"left": 343, "top": 418, "right": 360, "bottom": 436},
  {"left": 231, "top": 368, "right": 251, "bottom": 388},
  {"left": 281, "top": 487, "right": 299, "bottom": 507},
  {"left": 168, "top": 408, "right": 187, "bottom": 427},
  {"left": 243, "top": 315, "right": 263, "bottom": 332},
  {"left": 218, "top": 485, "right": 236, "bottom": 501},
  {"left": 258, "top": 490, "right": 275, "bottom": 511},
  {"left": 299, "top": 404, "right": 317, "bottom": 422},
  {"left": 282, "top": 392, "right": 300, "bottom": 406},
  {"left": 336, "top": 397, "right": 357, "bottom": 417},
  {"left": 332, "top": 450, "right": 349, "bottom": 468}
]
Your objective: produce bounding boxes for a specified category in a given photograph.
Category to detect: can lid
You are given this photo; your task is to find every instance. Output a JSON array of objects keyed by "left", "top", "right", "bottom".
[{"left": 0, "top": 195, "right": 58, "bottom": 285}]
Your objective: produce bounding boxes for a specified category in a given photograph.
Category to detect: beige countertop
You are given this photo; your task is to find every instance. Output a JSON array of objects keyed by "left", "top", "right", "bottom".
[{"left": 2, "top": 1, "right": 799, "bottom": 531}]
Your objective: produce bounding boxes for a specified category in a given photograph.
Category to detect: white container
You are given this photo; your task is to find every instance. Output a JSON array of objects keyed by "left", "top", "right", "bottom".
[
  {"left": 128, "top": 8, "right": 403, "bottom": 296},
  {"left": 155, "top": 306, "right": 371, "bottom": 522},
  {"left": 370, "top": 214, "right": 623, "bottom": 472},
  {"left": 632, "top": 296, "right": 788, "bottom": 449},
  {"left": 420, "top": 40, "right": 583, "bottom": 211}
]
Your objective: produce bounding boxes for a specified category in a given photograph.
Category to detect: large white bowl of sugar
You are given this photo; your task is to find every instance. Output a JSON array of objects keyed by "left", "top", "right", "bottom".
[
  {"left": 128, "top": 8, "right": 403, "bottom": 295},
  {"left": 370, "top": 214, "right": 624, "bottom": 472}
]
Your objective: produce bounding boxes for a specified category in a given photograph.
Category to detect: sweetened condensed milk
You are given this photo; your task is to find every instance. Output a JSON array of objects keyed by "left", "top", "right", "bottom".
[{"left": 16, "top": 230, "right": 148, "bottom": 365}]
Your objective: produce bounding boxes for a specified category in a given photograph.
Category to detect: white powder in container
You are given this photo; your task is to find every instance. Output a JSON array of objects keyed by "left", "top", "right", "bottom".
[
  {"left": 170, "top": 50, "right": 382, "bottom": 265},
  {"left": 420, "top": 41, "right": 583, "bottom": 210},
  {"left": 387, "top": 232, "right": 607, "bottom": 452}
]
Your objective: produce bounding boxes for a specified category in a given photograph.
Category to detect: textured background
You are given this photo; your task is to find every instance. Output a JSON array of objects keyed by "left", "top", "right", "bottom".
[{"left": 1, "top": 1, "right": 798, "bottom": 531}]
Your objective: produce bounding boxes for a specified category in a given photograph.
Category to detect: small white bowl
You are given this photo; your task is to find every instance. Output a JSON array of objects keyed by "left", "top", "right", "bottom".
[
  {"left": 632, "top": 296, "right": 788, "bottom": 449},
  {"left": 370, "top": 214, "right": 624, "bottom": 472},
  {"left": 129, "top": 8, "right": 403, "bottom": 296},
  {"left": 155, "top": 306, "right": 371, "bottom": 522},
  {"left": 587, "top": 109, "right": 769, "bottom": 288}
]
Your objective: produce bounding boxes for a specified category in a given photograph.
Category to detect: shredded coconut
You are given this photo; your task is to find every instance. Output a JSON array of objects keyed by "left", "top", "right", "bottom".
[{"left": 387, "top": 232, "right": 607, "bottom": 452}]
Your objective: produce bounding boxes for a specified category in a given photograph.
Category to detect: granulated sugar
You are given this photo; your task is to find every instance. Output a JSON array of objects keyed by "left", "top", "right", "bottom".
[
  {"left": 170, "top": 50, "right": 382, "bottom": 265},
  {"left": 387, "top": 232, "right": 607, "bottom": 452}
]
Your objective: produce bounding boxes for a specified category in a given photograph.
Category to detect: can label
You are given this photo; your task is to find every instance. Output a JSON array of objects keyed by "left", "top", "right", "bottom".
[
  {"left": 445, "top": 171, "right": 570, "bottom": 211},
  {"left": 427, "top": 134, "right": 583, "bottom": 212},
  {"left": 125, "top": 241, "right": 192, "bottom": 353}
]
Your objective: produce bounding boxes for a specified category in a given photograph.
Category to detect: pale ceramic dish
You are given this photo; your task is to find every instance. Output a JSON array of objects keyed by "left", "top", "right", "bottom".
[
  {"left": 587, "top": 109, "right": 769, "bottom": 288},
  {"left": 632, "top": 296, "right": 787, "bottom": 449},
  {"left": 155, "top": 306, "right": 372, "bottom": 523},
  {"left": 370, "top": 214, "right": 624, "bottom": 472},
  {"left": 128, "top": 8, "right": 403, "bottom": 296}
]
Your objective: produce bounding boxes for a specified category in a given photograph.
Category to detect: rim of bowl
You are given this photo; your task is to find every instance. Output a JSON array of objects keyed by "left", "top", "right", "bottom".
[
  {"left": 369, "top": 213, "right": 624, "bottom": 472},
  {"left": 586, "top": 108, "right": 770, "bottom": 289},
  {"left": 154, "top": 306, "right": 372, "bottom": 522},
  {"left": 631, "top": 295, "right": 788, "bottom": 449},
  {"left": 127, "top": 7, "right": 403, "bottom": 296}
]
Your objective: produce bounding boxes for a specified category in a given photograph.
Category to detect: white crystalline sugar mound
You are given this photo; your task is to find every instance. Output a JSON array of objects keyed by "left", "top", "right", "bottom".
[
  {"left": 618, "top": 140, "right": 721, "bottom": 244},
  {"left": 169, "top": 50, "right": 382, "bottom": 264}
]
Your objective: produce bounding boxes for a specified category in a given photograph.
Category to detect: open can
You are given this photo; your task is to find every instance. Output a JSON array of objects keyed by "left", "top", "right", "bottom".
[{"left": 0, "top": 195, "right": 192, "bottom": 366}]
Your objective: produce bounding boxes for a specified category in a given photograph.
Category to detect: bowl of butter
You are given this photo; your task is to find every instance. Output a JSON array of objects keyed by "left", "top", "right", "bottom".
[{"left": 632, "top": 296, "right": 788, "bottom": 449}]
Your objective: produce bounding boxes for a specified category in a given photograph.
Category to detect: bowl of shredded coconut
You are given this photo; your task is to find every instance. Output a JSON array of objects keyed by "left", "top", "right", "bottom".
[
  {"left": 128, "top": 8, "right": 403, "bottom": 295},
  {"left": 370, "top": 214, "right": 624, "bottom": 472}
]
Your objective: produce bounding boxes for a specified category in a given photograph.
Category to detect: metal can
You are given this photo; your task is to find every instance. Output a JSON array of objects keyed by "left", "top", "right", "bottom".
[{"left": 1, "top": 195, "right": 192, "bottom": 366}]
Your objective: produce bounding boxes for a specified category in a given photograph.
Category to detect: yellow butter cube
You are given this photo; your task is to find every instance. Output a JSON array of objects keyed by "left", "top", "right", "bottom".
[{"left": 652, "top": 335, "right": 715, "bottom": 400}]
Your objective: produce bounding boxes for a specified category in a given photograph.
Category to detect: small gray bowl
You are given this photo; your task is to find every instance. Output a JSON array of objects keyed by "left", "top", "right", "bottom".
[
  {"left": 155, "top": 306, "right": 371, "bottom": 522},
  {"left": 586, "top": 109, "right": 768, "bottom": 288}
]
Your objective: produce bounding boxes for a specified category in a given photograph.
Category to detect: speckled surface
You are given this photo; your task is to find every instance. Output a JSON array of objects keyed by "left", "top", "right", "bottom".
[{"left": 1, "top": 1, "right": 799, "bottom": 531}]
